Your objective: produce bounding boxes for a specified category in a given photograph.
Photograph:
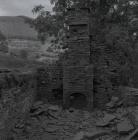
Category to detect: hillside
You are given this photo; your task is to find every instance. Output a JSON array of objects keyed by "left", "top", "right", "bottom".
[
  {"left": 0, "top": 53, "right": 44, "bottom": 71},
  {"left": 0, "top": 16, "right": 37, "bottom": 40}
]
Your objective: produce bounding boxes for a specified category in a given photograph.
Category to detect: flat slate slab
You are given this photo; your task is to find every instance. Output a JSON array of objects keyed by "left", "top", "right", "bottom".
[{"left": 117, "top": 119, "right": 134, "bottom": 134}]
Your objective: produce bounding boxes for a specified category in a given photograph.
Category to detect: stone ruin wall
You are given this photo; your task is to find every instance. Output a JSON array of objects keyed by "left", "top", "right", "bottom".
[
  {"left": 0, "top": 69, "right": 36, "bottom": 138},
  {"left": 36, "top": 67, "right": 51, "bottom": 101},
  {"left": 34, "top": 7, "right": 138, "bottom": 109},
  {"left": 63, "top": 7, "right": 138, "bottom": 109},
  {"left": 63, "top": 8, "right": 93, "bottom": 109},
  {"left": 36, "top": 64, "right": 63, "bottom": 104},
  {"left": 31, "top": 7, "right": 127, "bottom": 109}
]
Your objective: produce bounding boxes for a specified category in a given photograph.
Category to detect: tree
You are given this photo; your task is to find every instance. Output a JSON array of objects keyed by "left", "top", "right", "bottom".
[{"left": 32, "top": 0, "right": 137, "bottom": 42}]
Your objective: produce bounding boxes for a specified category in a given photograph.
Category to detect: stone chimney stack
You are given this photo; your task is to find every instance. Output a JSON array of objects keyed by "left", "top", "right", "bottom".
[{"left": 63, "top": 7, "right": 93, "bottom": 110}]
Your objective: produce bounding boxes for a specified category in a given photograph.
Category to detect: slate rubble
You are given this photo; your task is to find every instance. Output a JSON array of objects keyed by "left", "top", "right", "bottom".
[{"left": 13, "top": 101, "right": 138, "bottom": 140}]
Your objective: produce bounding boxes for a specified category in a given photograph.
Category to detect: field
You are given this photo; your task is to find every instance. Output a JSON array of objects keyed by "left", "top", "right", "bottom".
[{"left": 0, "top": 53, "right": 44, "bottom": 71}]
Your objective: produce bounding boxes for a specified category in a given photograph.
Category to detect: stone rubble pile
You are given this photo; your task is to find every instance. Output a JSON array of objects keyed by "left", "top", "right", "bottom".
[
  {"left": 120, "top": 87, "right": 138, "bottom": 106},
  {"left": 15, "top": 100, "right": 138, "bottom": 140},
  {"left": 0, "top": 69, "right": 137, "bottom": 140}
]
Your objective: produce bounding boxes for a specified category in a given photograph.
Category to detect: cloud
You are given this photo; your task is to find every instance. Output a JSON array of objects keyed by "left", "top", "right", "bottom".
[{"left": 0, "top": 0, "right": 52, "bottom": 17}]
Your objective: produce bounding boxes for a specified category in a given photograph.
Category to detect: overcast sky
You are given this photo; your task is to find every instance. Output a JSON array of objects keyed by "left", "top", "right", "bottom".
[{"left": 0, "top": 0, "right": 52, "bottom": 17}]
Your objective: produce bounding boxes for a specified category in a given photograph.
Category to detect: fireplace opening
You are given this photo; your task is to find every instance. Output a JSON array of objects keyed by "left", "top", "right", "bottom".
[{"left": 69, "top": 93, "right": 87, "bottom": 109}]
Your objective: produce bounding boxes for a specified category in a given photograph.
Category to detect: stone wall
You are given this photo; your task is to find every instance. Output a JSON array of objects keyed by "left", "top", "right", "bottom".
[
  {"left": 8, "top": 39, "right": 40, "bottom": 48},
  {"left": 92, "top": 43, "right": 120, "bottom": 107},
  {"left": 36, "top": 63, "right": 63, "bottom": 104},
  {"left": 0, "top": 69, "right": 36, "bottom": 139},
  {"left": 8, "top": 39, "right": 41, "bottom": 60},
  {"left": 63, "top": 7, "right": 93, "bottom": 109},
  {"left": 63, "top": 65, "right": 93, "bottom": 109},
  {"left": 36, "top": 67, "right": 51, "bottom": 102}
]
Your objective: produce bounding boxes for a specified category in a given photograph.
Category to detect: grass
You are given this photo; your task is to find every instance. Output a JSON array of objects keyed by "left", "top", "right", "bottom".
[{"left": 0, "top": 53, "right": 44, "bottom": 71}]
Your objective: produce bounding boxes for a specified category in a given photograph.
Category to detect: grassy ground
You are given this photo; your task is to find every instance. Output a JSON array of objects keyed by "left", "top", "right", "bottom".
[{"left": 0, "top": 53, "right": 44, "bottom": 71}]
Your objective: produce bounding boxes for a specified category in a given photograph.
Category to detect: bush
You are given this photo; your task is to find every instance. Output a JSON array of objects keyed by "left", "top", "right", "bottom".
[{"left": 0, "top": 41, "right": 9, "bottom": 53}]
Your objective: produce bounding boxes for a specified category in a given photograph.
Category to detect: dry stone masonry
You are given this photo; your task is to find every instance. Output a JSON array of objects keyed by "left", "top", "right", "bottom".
[
  {"left": 0, "top": 69, "right": 36, "bottom": 139},
  {"left": 63, "top": 7, "right": 93, "bottom": 109}
]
